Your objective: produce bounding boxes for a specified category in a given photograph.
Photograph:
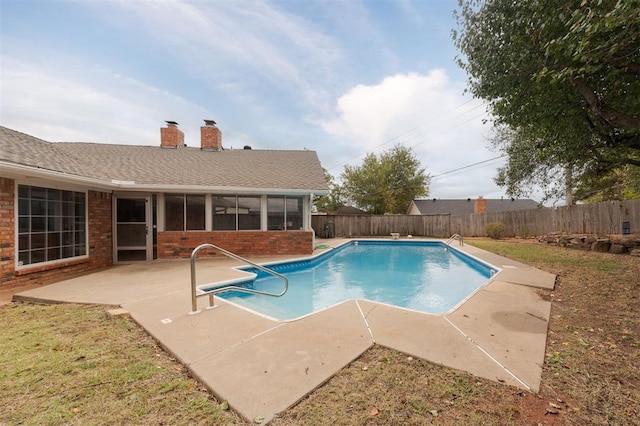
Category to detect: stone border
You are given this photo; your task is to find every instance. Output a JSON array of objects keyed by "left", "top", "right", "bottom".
[{"left": 539, "top": 233, "right": 640, "bottom": 256}]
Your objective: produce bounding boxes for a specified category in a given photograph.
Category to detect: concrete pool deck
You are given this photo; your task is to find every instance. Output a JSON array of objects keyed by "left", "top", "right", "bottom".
[{"left": 13, "top": 239, "right": 555, "bottom": 423}]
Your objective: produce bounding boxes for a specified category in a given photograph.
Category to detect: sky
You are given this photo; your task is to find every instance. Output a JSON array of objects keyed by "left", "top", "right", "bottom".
[{"left": 0, "top": 0, "right": 524, "bottom": 202}]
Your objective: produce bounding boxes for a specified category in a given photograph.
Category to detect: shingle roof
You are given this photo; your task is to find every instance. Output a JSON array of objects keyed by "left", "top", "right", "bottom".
[
  {"left": 411, "top": 198, "right": 539, "bottom": 215},
  {"left": 0, "top": 126, "right": 328, "bottom": 192}
]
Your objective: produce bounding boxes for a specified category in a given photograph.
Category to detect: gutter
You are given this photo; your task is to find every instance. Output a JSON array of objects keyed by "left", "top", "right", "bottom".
[{"left": 0, "top": 161, "right": 330, "bottom": 195}]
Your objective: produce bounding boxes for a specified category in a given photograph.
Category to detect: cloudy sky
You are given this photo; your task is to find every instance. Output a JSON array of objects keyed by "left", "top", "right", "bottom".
[{"left": 1, "top": 0, "right": 519, "bottom": 201}]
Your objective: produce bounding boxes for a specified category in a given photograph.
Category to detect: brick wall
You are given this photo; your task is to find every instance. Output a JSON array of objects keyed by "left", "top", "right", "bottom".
[
  {"left": 0, "top": 178, "right": 15, "bottom": 285},
  {"left": 87, "top": 190, "right": 113, "bottom": 268},
  {"left": 0, "top": 179, "right": 114, "bottom": 288},
  {"left": 157, "top": 230, "right": 314, "bottom": 258}
]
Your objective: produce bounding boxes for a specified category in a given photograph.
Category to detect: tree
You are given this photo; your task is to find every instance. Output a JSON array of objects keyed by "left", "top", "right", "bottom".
[
  {"left": 341, "top": 145, "right": 429, "bottom": 214},
  {"left": 574, "top": 162, "right": 640, "bottom": 202},
  {"left": 314, "top": 169, "right": 346, "bottom": 213},
  {"left": 453, "top": 0, "right": 640, "bottom": 202}
]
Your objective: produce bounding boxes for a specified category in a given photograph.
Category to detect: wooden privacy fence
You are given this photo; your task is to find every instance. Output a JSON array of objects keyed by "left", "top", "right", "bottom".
[{"left": 312, "top": 200, "right": 640, "bottom": 238}]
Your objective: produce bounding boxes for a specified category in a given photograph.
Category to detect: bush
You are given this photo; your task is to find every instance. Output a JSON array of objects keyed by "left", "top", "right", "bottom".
[{"left": 485, "top": 222, "right": 506, "bottom": 239}]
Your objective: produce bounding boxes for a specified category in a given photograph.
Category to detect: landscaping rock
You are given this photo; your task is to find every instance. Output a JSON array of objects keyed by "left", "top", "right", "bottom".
[
  {"left": 591, "top": 239, "right": 611, "bottom": 253},
  {"left": 609, "top": 244, "right": 627, "bottom": 254},
  {"left": 539, "top": 233, "right": 640, "bottom": 256}
]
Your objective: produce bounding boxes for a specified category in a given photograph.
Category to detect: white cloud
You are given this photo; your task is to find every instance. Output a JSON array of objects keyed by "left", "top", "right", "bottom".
[
  {"left": 107, "top": 0, "right": 344, "bottom": 112},
  {"left": 0, "top": 55, "right": 209, "bottom": 145},
  {"left": 318, "top": 70, "right": 510, "bottom": 199}
]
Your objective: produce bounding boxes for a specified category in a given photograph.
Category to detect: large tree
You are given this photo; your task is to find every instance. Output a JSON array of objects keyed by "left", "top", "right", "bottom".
[
  {"left": 453, "top": 0, "right": 640, "bottom": 202},
  {"left": 341, "top": 145, "right": 429, "bottom": 214}
]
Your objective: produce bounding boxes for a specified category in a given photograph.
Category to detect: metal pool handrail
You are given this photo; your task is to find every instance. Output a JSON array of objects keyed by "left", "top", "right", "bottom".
[
  {"left": 189, "top": 243, "right": 289, "bottom": 314},
  {"left": 445, "top": 233, "right": 464, "bottom": 246}
]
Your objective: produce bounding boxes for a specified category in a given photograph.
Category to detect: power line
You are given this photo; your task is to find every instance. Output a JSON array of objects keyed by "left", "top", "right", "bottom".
[
  {"left": 406, "top": 110, "right": 487, "bottom": 153},
  {"left": 325, "top": 98, "right": 485, "bottom": 171},
  {"left": 430, "top": 155, "right": 506, "bottom": 179}
]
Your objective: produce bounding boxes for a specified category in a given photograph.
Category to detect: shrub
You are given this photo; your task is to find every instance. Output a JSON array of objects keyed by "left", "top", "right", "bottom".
[{"left": 485, "top": 222, "right": 506, "bottom": 239}]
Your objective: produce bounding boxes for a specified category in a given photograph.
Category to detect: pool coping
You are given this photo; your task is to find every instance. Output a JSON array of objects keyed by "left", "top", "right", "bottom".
[{"left": 13, "top": 238, "right": 556, "bottom": 423}]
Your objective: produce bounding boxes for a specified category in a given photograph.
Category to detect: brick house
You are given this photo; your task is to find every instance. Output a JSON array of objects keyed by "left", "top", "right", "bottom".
[
  {"left": 0, "top": 122, "right": 328, "bottom": 287},
  {"left": 407, "top": 196, "right": 539, "bottom": 215}
]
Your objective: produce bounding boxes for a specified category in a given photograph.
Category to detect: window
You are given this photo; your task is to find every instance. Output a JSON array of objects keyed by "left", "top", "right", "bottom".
[
  {"left": 164, "top": 194, "right": 205, "bottom": 231},
  {"left": 267, "top": 196, "right": 303, "bottom": 230},
  {"left": 17, "top": 185, "right": 86, "bottom": 266},
  {"left": 212, "top": 195, "right": 261, "bottom": 231}
]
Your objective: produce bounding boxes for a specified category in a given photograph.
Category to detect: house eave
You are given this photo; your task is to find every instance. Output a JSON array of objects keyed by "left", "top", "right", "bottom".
[
  {"left": 0, "top": 161, "right": 114, "bottom": 190},
  {"left": 114, "top": 183, "right": 329, "bottom": 195},
  {"left": 0, "top": 161, "right": 330, "bottom": 195}
]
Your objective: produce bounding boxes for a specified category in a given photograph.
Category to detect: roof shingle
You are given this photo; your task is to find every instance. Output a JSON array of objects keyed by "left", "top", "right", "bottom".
[
  {"left": 410, "top": 198, "right": 539, "bottom": 214},
  {"left": 0, "top": 126, "right": 328, "bottom": 192}
]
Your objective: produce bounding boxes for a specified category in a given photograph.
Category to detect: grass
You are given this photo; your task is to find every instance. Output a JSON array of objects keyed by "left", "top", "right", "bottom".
[
  {"left": 0, "top": 304, "right": 244, "bottom": 425},
  {"left": 2, "top": 238, "right": 639, "bottom": 425}
]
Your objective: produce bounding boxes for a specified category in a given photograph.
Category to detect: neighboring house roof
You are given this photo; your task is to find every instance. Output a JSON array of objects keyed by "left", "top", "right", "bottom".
[
  {"left": 333, "top": 206, "right": 366, "bottom": 215},
  {"left": 410, "top": 198, "right": 539, "bottom": 215},
  {"left": 0, "top": 126, "right": 329, "bottom": 193}
]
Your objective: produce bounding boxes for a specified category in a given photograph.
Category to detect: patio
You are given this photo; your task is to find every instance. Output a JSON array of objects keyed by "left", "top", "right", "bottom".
[{"left": 13, "top": 239, "right": 555, "bottom": 423}]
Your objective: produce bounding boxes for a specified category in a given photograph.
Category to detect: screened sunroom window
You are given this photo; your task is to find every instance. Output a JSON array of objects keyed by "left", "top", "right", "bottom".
[
  {"left": 17, "top": 185, "right": 86, "bottom": 266},
  {"left": 267, "top": 196, "right": 303, "bottom": 230},
  {"left": 164, "top": 194, "right": 205, "bottom": 231},
  {"left": 212, "top": 195, "right": 261, "bottom": 231}
]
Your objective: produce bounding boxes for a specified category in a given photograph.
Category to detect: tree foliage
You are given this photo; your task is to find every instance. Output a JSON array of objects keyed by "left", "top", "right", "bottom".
[
  {"left": 340, "top": 145, "right": 429, "bottom": 214},
  {"left": 574, "top": 162, "right": 640, "bottom": 202},
  {"left": 453, "top": 0, "right": 640, "bottom": 202},
  {"left": 314, "top": 169, "right": 346, "bottom": 213}
]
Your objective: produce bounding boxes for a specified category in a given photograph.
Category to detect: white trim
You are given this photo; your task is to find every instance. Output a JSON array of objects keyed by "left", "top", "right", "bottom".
[
  {"left": 1, "top": 162, "right": 113, "bottom": 190},
  {"left": 124, "top": 184, "right": 327, "bottom": 195},
  {"left": 205, "top": 194, "right": 212, "bottom": 231},
  {"left": 260, "top": 195, "right": 267, "bottom": 231},
  {"left": 157, "top": 193, "right": 165, "bottom": 232}
]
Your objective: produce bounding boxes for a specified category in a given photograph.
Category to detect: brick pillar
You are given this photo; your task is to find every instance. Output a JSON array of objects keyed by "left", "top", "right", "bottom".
[
  {"left": 0, "top": 177, "right": 15, "bottom": 285},
  {"left": 160, "top": 121, "right": 184, "bottom": 148},
  {"left": 201, "top": 120, "right": 222, "bottom": 150},
  {"left": 474, "top": 196, "right": 487, "bottom": 214},
  {"left": 87, "top": 191, "right": 113, "bottom": 268}
]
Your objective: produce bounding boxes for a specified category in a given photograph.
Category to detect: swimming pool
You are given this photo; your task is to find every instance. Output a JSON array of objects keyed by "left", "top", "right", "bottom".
[{"left": 210, "top": 240, "right": 498, "bottom": 321}]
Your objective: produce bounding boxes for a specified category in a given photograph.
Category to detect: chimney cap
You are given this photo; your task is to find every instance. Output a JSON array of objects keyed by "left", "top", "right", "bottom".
[
  {"left": 165, "top": 120, "right": 179, "bottom": 126},
  {"left": 204, "top": 119, "right": 217, "bottom": 126}
]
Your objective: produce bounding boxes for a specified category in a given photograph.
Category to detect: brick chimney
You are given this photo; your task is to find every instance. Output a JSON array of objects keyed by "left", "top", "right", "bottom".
[
  {"left": 160, "top": 121, "right": 184, "bottom": 148},
  {"left": 201, "top": 119, "right": 222, "bottom": 151},
  {"left": 473, "top": 196, "right": 487, "bottom": 213},
  {"left": 474, "top": 196, "right": 487, "bottom": 214}
]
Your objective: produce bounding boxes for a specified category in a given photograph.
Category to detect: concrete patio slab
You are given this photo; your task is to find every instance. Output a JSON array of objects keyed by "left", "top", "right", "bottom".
[
  {"left": 190, "top": 300, "right": 373, "bottom": 422},
  {"left": 12, "top": 239, "right": 556, "bottom": 423},
  {"left": 124, "top": 297, "right": 280, "bottom": 365},
  {"left": 358, "top": 300, "right": 525, "bottom": 388},
  {"left": 448, "top": 279, "right": 552, "bottom": 392},
  {"left": 494, "top": 267, "right": 557, "bottom": 289}
]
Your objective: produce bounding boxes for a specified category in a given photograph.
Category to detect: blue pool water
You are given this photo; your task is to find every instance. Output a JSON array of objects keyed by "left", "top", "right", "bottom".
[{"left": 213, "top": 240, "right": 497, "bottom": 321}]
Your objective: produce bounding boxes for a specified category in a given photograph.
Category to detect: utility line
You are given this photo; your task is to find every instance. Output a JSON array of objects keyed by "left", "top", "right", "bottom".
[
  {"left": 325, "top": 98, "right": 485, "bottom": 171},
  {"left": 429, "top": 155, "right": 506, "bottom": 179},
  {"left": 406, "top": 110, "right": 487, "bottom": 153}
]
